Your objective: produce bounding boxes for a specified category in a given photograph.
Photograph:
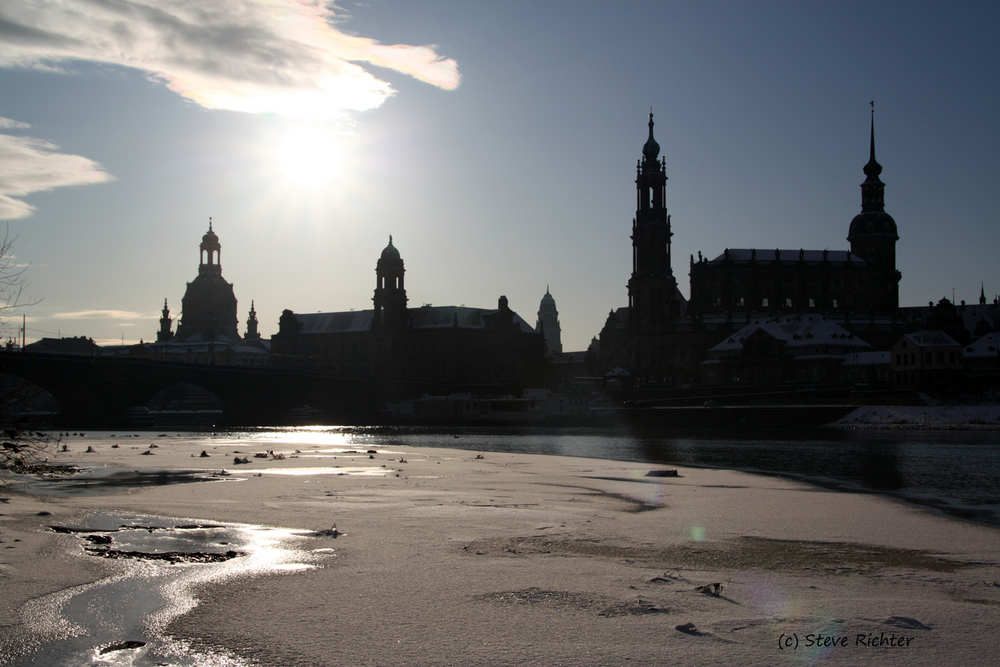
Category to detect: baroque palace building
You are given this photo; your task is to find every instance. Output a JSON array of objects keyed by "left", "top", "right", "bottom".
[
  {"left": 270, "top": 237, "right": 546, "bottom": 397},
  {"left": 599, "top": 110, "right": 907, "bottom": 386}
]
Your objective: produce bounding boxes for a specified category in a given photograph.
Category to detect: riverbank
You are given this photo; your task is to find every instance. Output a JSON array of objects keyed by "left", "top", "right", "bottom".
[{"left": 2, "top": 433, "right": 999, "bottom": 666}]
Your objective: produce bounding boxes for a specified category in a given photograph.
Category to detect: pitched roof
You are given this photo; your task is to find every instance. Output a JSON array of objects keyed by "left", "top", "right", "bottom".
[
  {"left": 962, "top": 332, "right": 1000, "bottom": 359},
  {"left": 899, "top": 330, "right": 960, "bottom": 348},
  {"left": 709, "top": 314, "right": 872, "bottom": 354}
]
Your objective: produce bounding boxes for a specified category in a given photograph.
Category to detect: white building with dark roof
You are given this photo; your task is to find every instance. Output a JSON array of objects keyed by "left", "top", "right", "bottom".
[{"left": 890, "top": 330, "right": 963, "bottom": 389}]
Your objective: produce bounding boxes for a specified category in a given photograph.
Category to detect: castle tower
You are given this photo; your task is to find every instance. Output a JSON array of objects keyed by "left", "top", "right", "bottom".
[
  {"left": 175, "top": 219, "right": 240, "bottom": 342},
  {"left": 627, "top": 112, "right": 680, "bottom": 336},
  {"left": 848, "top": 105, "right": 900, "bottom": 312},
  {"left": 245, "top": 300, "right": 261, "bottom": 340},
  {"left": 156, "top": 298, "right": 173, "bottom": 342},
  {"left": 373, "top": 236, "right": 408, "bottom": 328},
  {"left": 536, "top": 287, "right": 562, "bottom": 354}
]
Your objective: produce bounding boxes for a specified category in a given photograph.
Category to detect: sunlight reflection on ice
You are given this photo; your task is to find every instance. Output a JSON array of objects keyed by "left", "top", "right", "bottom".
[
  {"left": 7, "top": 513, "right": 327, "bottom": 667},
  {"left": 245, "top": 466, "right": 394, "bottom": 476}
]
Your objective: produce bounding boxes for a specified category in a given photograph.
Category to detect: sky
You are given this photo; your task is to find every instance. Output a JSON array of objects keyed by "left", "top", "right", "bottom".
[{"left": 0, "top": 0, "right": 997, "bottom": 351}]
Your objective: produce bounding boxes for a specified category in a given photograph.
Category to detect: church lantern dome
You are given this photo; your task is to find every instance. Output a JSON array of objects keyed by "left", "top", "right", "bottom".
[{"left": 378, "top": 235, "right": 403, "bottom": 268}]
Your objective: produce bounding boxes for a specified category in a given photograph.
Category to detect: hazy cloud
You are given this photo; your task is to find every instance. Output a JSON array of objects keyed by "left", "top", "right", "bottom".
[
  {"left": 0, "top": 0, "right": 461, "bottom": 121},
  {"left": 0, "top": 117, "right": 31, "bottom": 129},
  {"left": 0, "top": 132, "right": 114, "bottom": 220},
  {"left": 52, "top": 310, "right": 147, "bottom": 319}
]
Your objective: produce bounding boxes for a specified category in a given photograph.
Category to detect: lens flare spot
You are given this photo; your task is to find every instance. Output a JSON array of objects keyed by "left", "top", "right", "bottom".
[{"left": 691, "top": 525, "right": 706, "bottom": 541}]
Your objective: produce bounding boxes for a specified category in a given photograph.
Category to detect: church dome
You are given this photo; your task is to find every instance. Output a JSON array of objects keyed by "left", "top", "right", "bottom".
[
  {"left": 377, "top": 235, "right": 404, "bottom": 271},
  {"left": 381, "top": 237, "right": 400, "bottom": 260},
  {"left": 849, "top": 210, "right": 897, "bottom": 239}
]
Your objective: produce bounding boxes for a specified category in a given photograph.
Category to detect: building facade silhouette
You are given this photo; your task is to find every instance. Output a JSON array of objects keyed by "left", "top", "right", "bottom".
[
  {"left": 600, "top": 110, "right": 906, "bottom": 385},
  {"left": 271, "top": 238, "right": 546, "bottom": 396}
]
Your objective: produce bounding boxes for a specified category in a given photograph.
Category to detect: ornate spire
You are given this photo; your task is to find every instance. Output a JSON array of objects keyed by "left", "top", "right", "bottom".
[
  {"left": 245, "top": 300, "right": 261, "bottom": 340},
  {"left": 863, "top": 101, "right": 883, "bottom": 183},
  {"left": 157, "top": 298, "right": 174, "bottom": 342},
  {"left": 860, "top": 103, "right": 885, "bottom": 213},
  {"left": 642, "top": 111, "right": 660, "bottom": 164}
]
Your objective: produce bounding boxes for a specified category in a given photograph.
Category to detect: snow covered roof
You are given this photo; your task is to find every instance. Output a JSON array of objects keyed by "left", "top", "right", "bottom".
[
  {"left": 708, "top": 314, "right": 872, "bottom": 354},
  {"left": 291, "top": 306, "right": 535, "bottom": 335},
  {"left": 898, "top": 330, "right": 960, "bottom": 348},
  {"left": 963, "top": 332, "right": 1000, "bottom": 359},
  {"left": 707, "top": 248, "right": 866, "bottom": 265}
]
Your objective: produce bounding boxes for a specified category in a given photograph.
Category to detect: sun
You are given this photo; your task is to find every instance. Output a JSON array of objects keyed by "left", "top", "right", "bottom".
[{"left": 277, "top": 125, "right": 342, "bottom": 188}]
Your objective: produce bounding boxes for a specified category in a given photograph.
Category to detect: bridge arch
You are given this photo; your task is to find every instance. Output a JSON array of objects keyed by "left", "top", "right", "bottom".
[{"left": 0, "top": 373, "right": 60, "bottom": 427}]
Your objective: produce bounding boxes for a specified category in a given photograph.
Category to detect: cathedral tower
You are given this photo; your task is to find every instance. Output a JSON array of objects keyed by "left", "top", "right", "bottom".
[
  {"left": 373, "top": 236, "right": 408, "bottom": 328},
  {"left": 848, "top": 105, "right": 900, "bottom": 312},
  {"left": 627, "top": 112, "right": 680, "bottom": 335}
]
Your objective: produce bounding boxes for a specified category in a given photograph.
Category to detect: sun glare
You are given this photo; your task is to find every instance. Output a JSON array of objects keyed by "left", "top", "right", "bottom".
[{"left": 277, "top": 125, "right": 342, "bottom": 188}]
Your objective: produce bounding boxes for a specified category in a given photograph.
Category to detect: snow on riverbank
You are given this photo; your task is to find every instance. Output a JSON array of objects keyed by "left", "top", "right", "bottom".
[{"left": 835, "top": 405, "right": 1000, "bottom": 429}]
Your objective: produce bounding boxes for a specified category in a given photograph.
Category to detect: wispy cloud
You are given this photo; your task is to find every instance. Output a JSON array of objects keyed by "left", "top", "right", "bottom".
[
  {"left": 0, "top": 0, "right": 461, "bottom": 121},
  {"left": 51, "top": 310, "right": 148, "bottom": 320},
  {"left": 0, "top": 117, "right": 31, "bottom": 129},
  {"left": 0, "top": 129, "right": 114, "bottom": 220}
]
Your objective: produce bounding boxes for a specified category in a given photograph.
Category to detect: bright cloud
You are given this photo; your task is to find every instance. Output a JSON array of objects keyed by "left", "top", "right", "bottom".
[
  {"left": 0, "top": 0, "right": 461, "bottom": 121},
  {"left": 0, "top": 129, "right": 114, "bottom": 220},
  {"left": 51, "top": 310, "right": 147, "bottom": 320}
]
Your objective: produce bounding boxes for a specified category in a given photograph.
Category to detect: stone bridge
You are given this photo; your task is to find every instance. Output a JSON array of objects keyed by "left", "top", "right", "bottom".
[{"left": 0, "top": 351, "right": 382, "bottom": 428}]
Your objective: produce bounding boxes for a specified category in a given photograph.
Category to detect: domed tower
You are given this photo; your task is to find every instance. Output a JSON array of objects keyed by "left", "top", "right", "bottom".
[
  {"left": 536, "top": 287, "right": 562, "bottom": 354},
  {"left": 373, "top": 236, "right": 408, "bottom": 328},
  {"left": 175, "top": 219, "right": 240, "bottom": 342},
  {"left": 627, "top": 112, "right": 680, "bottom": 336},
  {"left": 848, "top": 105, "right": 900, "bottom": 313}
]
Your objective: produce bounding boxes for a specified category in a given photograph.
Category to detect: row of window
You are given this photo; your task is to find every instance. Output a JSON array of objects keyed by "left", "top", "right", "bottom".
[
  {"left": 713, "top": 297, "right": 840, "bottom": 309},
  {"left": 894, "top": 351, "right": 958, "bottom": 367}
]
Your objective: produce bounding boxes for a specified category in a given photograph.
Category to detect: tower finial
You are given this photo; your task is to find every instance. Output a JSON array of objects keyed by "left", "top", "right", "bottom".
[
  {"left": 209, "top": 216, "right": 212, "bottom": 232},
  {"left": 869, "top": 102, "right": 877, "bottom": 164},
  {"left": 863, "top": 103, "right": 882, "bottom": 181}
]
